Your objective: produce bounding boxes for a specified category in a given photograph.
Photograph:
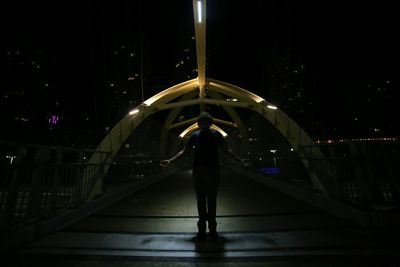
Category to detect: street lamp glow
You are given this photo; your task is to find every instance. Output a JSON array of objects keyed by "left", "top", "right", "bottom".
[
  {"left": 267, "top": 105, "right": 277, "bottom": 110},
  {"left": 197, "top": 1, "right": 202, "bottom": 23}
]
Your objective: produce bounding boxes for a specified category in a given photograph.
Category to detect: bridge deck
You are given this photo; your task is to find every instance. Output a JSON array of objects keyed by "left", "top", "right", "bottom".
[
  {"left": 12, "top": 168, "right": 399, "bottom": 265},
  {"left": 66, "top": 167, "right": 353, "bottom": 233}
]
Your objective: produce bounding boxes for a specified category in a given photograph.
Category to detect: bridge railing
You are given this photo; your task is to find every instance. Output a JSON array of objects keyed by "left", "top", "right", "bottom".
[
  {"left": 225, "top": 140, "right": 399, "bottom": 212},
  {"left": 231, "top": 151, "right": 313, "bottom": 188},
  {"left": 302, "top": 140, "right": 400, "bottom": 210},
  {"left": 0, "top": 163, "right": 109, "bottom": 225},
  {"left": 104, "top": 155, "right": 189, "bottom": 187},
  {"left": 0, "top": 140, "right": 188, "bottom": 232},
  {"left": 0, "top": 141, "right": 111, "bottom": 227}
]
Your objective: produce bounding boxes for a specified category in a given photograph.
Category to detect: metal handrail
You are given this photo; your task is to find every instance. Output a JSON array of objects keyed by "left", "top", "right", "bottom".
[
  {"left": 0, "top": 140, "right": 114, "bottom": 227},
  {"left": 0, "top": 140, "right": 110, "bottom": 154},
  {"left": 236, "top": 141, "right": 400, "bottom": 211},
  {"left": 0, "top": 162, "right": 108, "bottom": 226}
]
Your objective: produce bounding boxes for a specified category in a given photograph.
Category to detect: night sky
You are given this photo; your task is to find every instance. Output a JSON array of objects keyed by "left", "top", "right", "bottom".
[{"left": 1, "top": 0, "right": 399, "bottom": 147}]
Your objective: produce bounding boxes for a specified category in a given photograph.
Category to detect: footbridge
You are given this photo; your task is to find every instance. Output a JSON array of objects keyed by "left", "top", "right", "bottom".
[{"left": 1, "top": 1, "right": 400, "bottom": 266}]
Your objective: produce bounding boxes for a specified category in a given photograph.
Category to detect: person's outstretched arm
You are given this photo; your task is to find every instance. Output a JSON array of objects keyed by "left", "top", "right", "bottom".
[{"left": 160, "top": 146, "right": 187, "bottom": 167}]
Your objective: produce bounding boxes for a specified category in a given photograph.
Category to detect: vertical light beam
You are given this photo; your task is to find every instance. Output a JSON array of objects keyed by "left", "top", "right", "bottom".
[{"left": 197, "top": 1, "right": 202, "bottom": 23}]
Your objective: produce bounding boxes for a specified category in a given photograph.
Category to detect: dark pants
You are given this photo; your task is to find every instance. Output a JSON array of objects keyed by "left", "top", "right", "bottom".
[{"left": 192, "top": 165, "right": 220, "bottom": 233}]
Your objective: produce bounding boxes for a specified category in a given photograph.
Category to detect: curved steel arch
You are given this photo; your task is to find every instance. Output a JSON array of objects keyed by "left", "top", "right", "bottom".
[
  {"left": 86, "top": 0, "right": 328, "bottom": 200},
  {"left": 158, "top": 90, "right": 248, "bottom": 156},
  {"left": 88, "top": 78, "right": 327, "bottom": 199},
  {"left": 180, "top": 123, "right": 228, "bottom": 138}
]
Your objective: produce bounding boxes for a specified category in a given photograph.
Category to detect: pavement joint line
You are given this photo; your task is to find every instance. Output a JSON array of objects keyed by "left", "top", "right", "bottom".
[
  {"left": 90, "top": 211, "right": 327, "bottom": 219},
  {"left": 23, "top": 230, "right": 394, "bottom": 257},
  {"left": 19, "top": 247, "right": 400, "bottom": 258}
]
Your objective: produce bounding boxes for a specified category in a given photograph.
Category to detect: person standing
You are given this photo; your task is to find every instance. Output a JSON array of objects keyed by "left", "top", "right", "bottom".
[{"left": 161, "top": 112, "right": 245, "bottom": 240}]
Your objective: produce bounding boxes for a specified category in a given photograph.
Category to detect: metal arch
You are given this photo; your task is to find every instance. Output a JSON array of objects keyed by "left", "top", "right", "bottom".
[
  {"left": 88, "top": 77, "right": 328, "bottom": 199},
  {"left": 87, "top": 79, "right": 198, "bottom": 199},
  {"left": 192, "top": 0, "right": 206, "bottom": 106},
  {"left": 88, "top": 0, "right": 328, "bottom": 199},
  {"left": 89, "top": 78, "right": 198, "bottom": 163},
  {"left": 208, "top": 79, "right": 265, "bottom": 105},
  {"left": 206, "top": 91, "right": 248, "bottom": 153},
  {"left": 180, "top": 123, "right": 228, "bottom": 138},
  {"left": 143, "top": 79, "right": 198, "bottom": 107},
  {"left": 159, "top": 90, "right": 248, "bottom": 156},
  {"left": 159, "top": 91, "right": 198, "bottom": 157},
  {"left": 190, "top": 0, "right": 327, "bottom": 195},
  {"left": 207, "top": 78, "right": 328, "bottom": 195}
]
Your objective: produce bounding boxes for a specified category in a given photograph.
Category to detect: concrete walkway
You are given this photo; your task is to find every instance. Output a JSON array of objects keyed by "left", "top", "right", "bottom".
[
  {"left": 65, "top": 168, "right": 354, "bottom": 233},
  {"left": 13, "top": 168, "right": 399, "bottom": 266}
]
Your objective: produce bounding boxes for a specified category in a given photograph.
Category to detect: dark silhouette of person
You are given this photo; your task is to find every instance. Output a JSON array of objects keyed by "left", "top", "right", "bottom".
[{"left": 161, "top": 112, "right": 245, "bottom": 240}]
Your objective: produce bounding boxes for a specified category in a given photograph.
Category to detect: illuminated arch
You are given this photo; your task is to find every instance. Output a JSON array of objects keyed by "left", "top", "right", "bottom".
[
  {"left": 179, "top": 123, "right": 228, "bottom": 138},
  {"left": 87, "top": 0, "right": 327, "bottom": 199},
  {"left": 159, "top": 90, "right": 248, "bottom": 156},
  {"left": 88, "top": 78, "right": 327, "bottom": 199}
]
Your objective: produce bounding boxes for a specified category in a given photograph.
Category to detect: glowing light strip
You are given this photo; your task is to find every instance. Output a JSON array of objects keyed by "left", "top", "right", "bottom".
[
  {"left": 197, "top": 1, "right": 202, "bottom": 23},
  {"left": 129, "top": 109, "right": 139, "bottom": 115},
  {"left": 211, "top": 125, "right": 228, "bottom": 137},
  {"left": 267, "top": 105, "right": 278, "bottom": 110},
  {"left": 142, "top": 79, "right": 197, "bottom": 107}
]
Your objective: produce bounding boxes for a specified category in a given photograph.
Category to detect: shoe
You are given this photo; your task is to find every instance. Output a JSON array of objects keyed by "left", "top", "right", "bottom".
[
  {"left": 209, "top": 231, "right": 219, "bottom": 241},
  {"left": 196, "top": 231, "right": 207, "bottom": 241}
]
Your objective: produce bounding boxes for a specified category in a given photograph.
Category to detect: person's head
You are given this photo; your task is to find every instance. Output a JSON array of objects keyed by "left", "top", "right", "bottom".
[{"left": 197, "top": 112, "right": 213, "bottom": 129}]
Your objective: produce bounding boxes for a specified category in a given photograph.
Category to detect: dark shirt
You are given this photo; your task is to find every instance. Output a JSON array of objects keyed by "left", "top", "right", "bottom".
[{"left": 187, "top": 129, "right": 225, "bottom": 168}]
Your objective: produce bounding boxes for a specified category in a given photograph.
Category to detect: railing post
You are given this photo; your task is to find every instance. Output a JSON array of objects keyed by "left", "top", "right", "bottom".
[
  {"left": 383, "top": 144, "right": 400, "bottom": 205},
  {"left": 49, "top": 165, "right": 60, "bottom": 216},
  {"left": 50, "top": 149, "right": 64, "bottom": 213},
  {"left": 26, "top": 147, "right": 50, "bottom": 219},
  {"left": 348, "top": 142, "right": 370, "bottom": 206},
  {"left": 2, "top": 165, "right": 20, "bottom": 226},
  {"left": 75, "top": 164, "right": 86, "bottom": 206},
  {"left": 2, "top": 146, "right": 30, "bottom": 225}
]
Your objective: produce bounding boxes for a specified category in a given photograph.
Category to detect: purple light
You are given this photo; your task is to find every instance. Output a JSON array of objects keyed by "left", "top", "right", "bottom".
[
  {"left": 260, "top": 167, "right": 280, "bottom": 175},
  {"left": 48, "top": 115, "right": 59, "bottom": 125}
]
